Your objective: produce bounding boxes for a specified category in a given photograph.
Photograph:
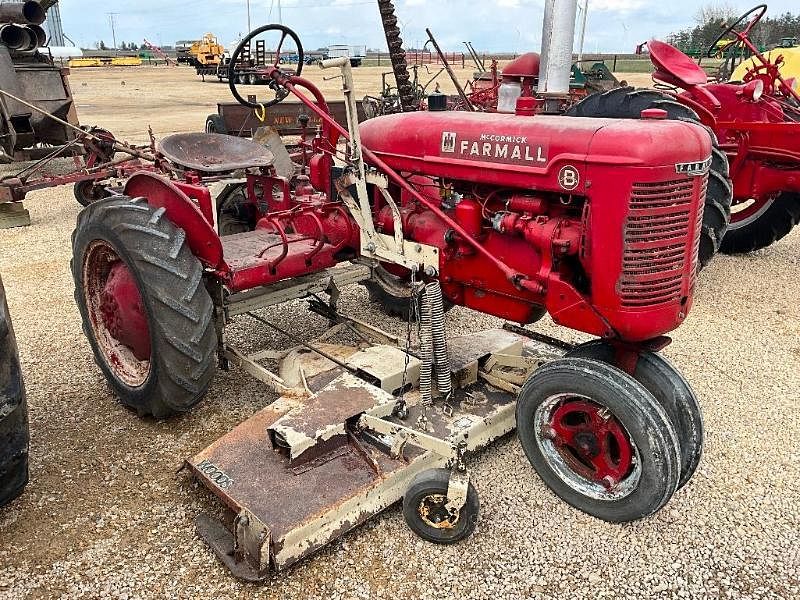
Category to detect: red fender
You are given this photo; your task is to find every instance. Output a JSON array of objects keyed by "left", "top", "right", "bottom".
[{"left": 124, "top": 172, "right": 227, "bottom": 271}]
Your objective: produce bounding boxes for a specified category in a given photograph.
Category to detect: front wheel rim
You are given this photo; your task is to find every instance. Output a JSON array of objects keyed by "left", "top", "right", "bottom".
[
  {"left": 534, "top": 393, "right": 641, "bottom": 501},
  {"left": 83, "top": 241, "right": 152, "bottom": 387}
]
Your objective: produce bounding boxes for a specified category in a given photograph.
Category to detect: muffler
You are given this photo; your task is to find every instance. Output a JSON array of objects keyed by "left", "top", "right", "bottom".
[{"left": 0, "top": 2, "right": 46, "bottom": 26}]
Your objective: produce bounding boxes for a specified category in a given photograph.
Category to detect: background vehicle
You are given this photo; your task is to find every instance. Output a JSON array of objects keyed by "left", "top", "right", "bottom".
[
  {"left": 0, "top": 273, "right": 29, "bottom": 507},
  {"left": 327, "top": 44, "right": 366, "bottom": 67},
  {"left": 572, "top": 5, "right": 800, "bottom": 255}
]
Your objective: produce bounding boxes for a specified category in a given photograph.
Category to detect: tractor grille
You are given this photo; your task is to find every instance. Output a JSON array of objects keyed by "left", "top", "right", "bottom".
[{"left": 620, "top": 179, "right": 702, "bottom": 307}]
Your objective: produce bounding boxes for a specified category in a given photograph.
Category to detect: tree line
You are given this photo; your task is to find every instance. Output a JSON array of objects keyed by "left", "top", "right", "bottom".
[{"left": 667, "top": 4, "right": 800, "bottom": 53}]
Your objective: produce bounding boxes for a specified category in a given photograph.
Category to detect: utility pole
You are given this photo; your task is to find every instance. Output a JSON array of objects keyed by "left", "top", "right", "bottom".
[
  {"left": 107, "top": 12, "right": 118, "bottom": 50},
  {"left": 278, "top": 0, "right": 282, "bottom": 24},
  {"left": 246, "top": 0, "right": 251, "bottom": 31}
]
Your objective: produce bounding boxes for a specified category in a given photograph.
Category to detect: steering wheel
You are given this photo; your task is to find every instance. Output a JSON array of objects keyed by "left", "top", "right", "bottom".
[
  {"left": 228, "top": 24, "right": 304, "bottom": 109},
  {"left": 707, "top": 4, "right": 767, "bottom": 58}
]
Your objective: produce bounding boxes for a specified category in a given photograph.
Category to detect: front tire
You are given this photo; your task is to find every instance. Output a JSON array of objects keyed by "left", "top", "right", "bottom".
[
  {"left": 74, "top": 180, "right": 111, "bottom": 207},
  {"left": 517, "top": 357, "right": 681, "bottom": 522},
  {"left": 72, "top": 196, "right": 217, "bottom": 418},
  {"left": 720, "top": 191, "right": 800, "bottom": 253},
  {"left": 566, "top": 341, "right": 703, "bottom": 489},
  {"left": 566, "top": 87, "right": 733, "bottom": 269}
]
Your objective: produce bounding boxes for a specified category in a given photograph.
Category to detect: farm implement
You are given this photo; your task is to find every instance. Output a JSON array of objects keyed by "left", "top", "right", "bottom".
[
  {"left": 71, "top": 17, "right": 709, "bottom": 582},
  {"left": 571, "top": 4, "right": 800, "bottom": 254}
]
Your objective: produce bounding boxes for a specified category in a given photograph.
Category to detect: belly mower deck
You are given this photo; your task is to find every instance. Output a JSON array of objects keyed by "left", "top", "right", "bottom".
[{"left": 189, "top": 326, "right": 560, "bottom": 581}]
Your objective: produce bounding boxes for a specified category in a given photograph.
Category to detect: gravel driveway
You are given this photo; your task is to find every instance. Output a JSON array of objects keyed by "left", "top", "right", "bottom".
[{"left": 0, "top": 185, "right": 798, "bottom": 599}]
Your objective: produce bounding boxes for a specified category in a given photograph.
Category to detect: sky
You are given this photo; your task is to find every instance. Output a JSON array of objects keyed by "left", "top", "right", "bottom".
[{"left": 53, "top": 0, "right": 800, "bottom": 54}]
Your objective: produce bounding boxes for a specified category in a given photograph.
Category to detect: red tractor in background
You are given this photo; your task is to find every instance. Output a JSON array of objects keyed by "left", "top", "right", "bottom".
[
  {"left": 71, "top": 24, "right": 710, "bottom": 578},
  {"left": 569, "top": 4, "right": 800, "bottom": 255}
]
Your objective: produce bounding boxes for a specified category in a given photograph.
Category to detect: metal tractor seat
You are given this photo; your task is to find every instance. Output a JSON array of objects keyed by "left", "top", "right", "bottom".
[
  {"left": 157, "top": 132, "right": 275, "bottom": 173},
  {"left": 648, "top": 40, "right": 708, "bottom": 87}
]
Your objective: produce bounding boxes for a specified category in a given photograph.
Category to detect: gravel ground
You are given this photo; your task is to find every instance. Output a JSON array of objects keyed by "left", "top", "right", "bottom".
[
  {"left": 0, "top": 66, "right": 798, "bottom": 599},
  {"left": 0, "top": 185, "right": 798, "bottom": 599}
]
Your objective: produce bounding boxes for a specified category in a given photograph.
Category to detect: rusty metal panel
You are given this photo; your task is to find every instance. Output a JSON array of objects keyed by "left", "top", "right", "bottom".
[
  {"left": 268, "top": 372, "right": 396, "bottom": 462},
  {"left": 218, "top": 100, "right": 367, "bottom": 137}
]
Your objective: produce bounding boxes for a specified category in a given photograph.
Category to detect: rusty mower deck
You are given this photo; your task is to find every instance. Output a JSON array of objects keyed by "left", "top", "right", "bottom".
[{"left": 189, "top": 321, "right": 561, "bottom": 581}]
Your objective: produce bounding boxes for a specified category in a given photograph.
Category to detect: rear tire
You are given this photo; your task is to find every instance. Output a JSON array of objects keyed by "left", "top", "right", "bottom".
[
  {"left": 0, "top": 274, "right": 28, "bottom": 507},
  {"left": 364, "top": 265, "right": 453, "bottom": 321},
  {"left": 720, "top": 192, "right": 800, "bottom": 253},
  {"left": 517, "top": 357, "right": 681, "bottom": 522},
  {"left": 72, "top": 196, "right": 217, "bottom": 418},
  {"left": 566, "top": 87, "right": 733, "bottom": 269}
]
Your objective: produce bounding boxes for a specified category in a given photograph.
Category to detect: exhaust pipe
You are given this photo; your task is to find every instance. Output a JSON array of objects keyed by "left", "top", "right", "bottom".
[
  {"left": 538, "top": 0, "right": 578, "bottom": 100},
  {"left": 0, "top": 2, "right": 47, "bottom": 26}
]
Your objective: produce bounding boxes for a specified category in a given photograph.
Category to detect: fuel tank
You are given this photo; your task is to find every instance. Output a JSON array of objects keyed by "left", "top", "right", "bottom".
[{"left": 359, "top": 111, "right": 711, "bottom": 194}]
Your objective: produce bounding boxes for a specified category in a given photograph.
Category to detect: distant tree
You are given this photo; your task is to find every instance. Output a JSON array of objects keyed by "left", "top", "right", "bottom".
[
  {"left": 667, "top": 4, "right": 800, "bottom": 53},
  {"left": 98, "top": 40, "right": 107, "bottom": 50}
]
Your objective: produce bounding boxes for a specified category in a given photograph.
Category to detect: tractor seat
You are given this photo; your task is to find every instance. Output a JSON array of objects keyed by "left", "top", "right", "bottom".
[
  {"left": 648, "top": 40, "right": 708, "bottom": 87},
  {"left": 157, "top": 132, "right": 275, "bottom": 173}
]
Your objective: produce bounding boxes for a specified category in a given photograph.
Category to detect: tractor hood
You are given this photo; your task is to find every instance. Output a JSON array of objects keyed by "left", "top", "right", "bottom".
[{"left": 359, "top": 111, "right": 711, "bottom": 194}]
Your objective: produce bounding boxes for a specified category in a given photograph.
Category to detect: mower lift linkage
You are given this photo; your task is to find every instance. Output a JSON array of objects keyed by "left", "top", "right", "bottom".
[{"left": 261, "top": 60, "right": 543, "bottom": 294}]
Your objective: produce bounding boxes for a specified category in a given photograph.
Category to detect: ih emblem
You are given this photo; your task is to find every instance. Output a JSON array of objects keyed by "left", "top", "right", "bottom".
[{"left": 441, "top": 131, "right": 457, "bottom": 153}]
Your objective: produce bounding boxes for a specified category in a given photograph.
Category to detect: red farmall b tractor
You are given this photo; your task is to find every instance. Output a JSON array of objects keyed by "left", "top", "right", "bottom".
[
  {"left": 72, "top": 23, "right": 709, "bottom": 580},
  {"left": 570, "top": 4, "right": 800, "bottom": 255}
]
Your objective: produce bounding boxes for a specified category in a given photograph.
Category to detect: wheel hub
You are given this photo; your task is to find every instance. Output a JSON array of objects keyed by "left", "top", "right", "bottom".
[
  {"left": 98, "top": 262, "right": 151, "bottom": 361},
  {"left": 418, "top": 494, "right": 457, "bottom": 529},
  {"left": 548, "top": 399, "right": 633, "bottom": 490}
]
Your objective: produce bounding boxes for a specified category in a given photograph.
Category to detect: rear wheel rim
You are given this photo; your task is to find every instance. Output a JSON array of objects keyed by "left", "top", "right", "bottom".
[
  {"left": 83, "top": 241, "right": 151, "bottom": 387},
  {"left": 535, "top": 393, "right": 641, "bottom": 501},
  {"left": 730, "top": 196, "right": 775, "bottom": 228}
]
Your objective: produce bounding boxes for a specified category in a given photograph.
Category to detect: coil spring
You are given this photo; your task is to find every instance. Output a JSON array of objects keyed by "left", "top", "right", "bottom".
[
  {"left": 418, "top": 286, "right": 434, "bottom": 405},
  {"left": 419, "top": 281, "right": 452, "bottom": 404}
]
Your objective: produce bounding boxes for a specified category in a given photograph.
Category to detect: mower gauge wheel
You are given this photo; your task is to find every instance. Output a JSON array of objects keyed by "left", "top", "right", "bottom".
[
  {"left": 707, "top": 4, "right": 767, "bottom": 58},
  {"left": 229, "top": 24, "right": 304, "bottom": 110},
  {"left": 517, "top": 358, "right": 681, "bottom": 522},
  {"left": 402, "top": 469, "right": 479, "bottom": 544}
]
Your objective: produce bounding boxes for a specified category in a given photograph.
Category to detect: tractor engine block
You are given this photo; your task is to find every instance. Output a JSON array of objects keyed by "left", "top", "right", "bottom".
[{"left": 359, "top": 110, "right": 712, "bottom": 342}]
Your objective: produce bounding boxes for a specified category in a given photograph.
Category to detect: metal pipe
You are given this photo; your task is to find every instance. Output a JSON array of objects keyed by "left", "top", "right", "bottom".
[
  {"left": 577, "top": 0, "right": 589, "bottom": 63},
  {"left": 426, "top": 28, "right": 473, "bottom": 111},
  {"left": 538, "top": 0, "right": 578, "bottom": 95},
  {"left": 26, "top": 24, "right": 46, "bottom": 48},
  {"left": 0, "top": 2, "right": 46, "bottom": 25},
  {"left": 0, "top": 23, "right": 33, "bottom": 51}
]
